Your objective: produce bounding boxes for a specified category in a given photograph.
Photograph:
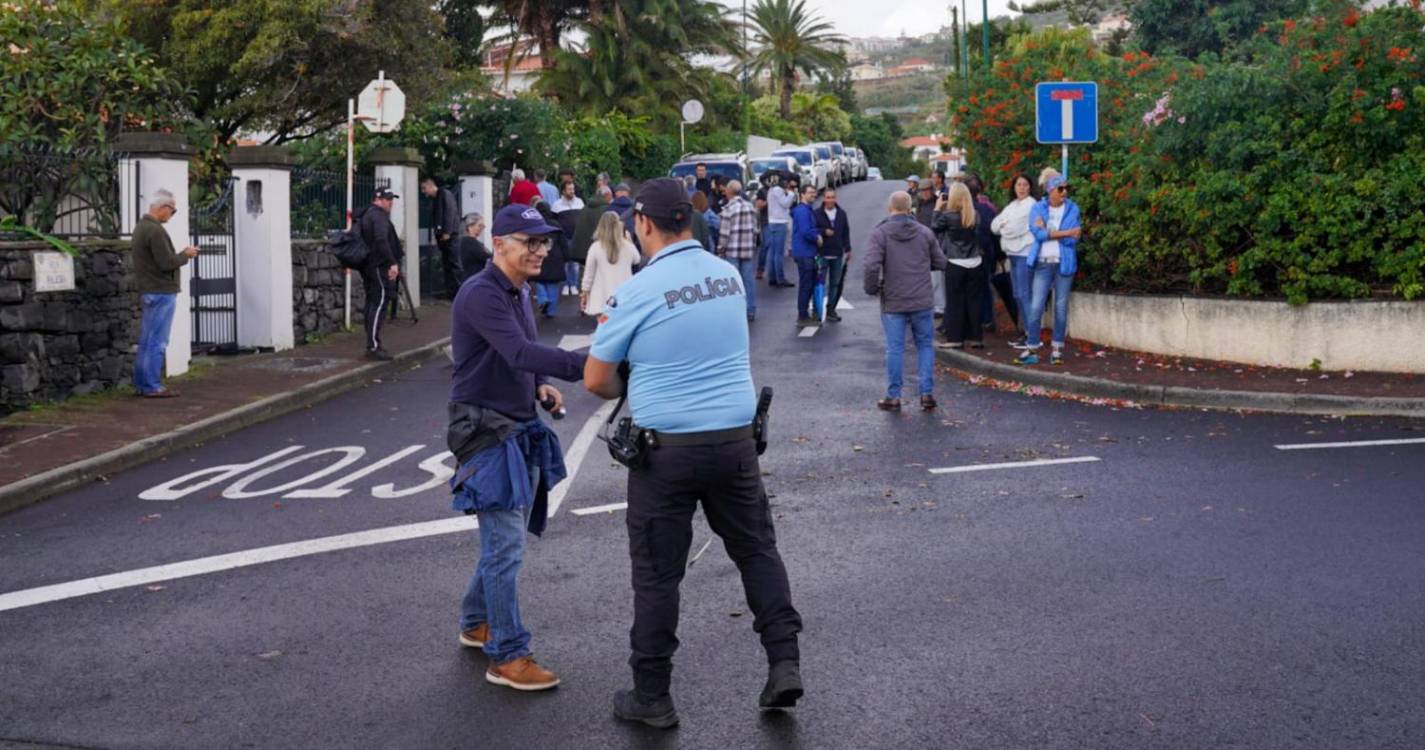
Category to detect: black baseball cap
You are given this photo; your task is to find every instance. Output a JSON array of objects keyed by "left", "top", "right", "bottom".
[
  {"left": 633, "top": 178, "right": 692, "bottom": 222},
  {"left": 375, "top": 188, "right": 399, "bottom": 200}
]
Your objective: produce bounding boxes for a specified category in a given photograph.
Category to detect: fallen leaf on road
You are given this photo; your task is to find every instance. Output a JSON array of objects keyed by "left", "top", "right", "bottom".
[
  {"left": 139, "top": 513, "right": 162, "bottom": 523},
  {"left": 257, "top": 650, "right": 284, "bottom": 660},
  {"left": 145, "top": 585, "right": 164, "bottom": 593}
]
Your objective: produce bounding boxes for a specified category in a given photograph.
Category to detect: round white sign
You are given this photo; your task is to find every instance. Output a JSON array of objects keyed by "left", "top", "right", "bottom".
[{"left": 681, "top": 99, "right": 704, "bottom": 124}]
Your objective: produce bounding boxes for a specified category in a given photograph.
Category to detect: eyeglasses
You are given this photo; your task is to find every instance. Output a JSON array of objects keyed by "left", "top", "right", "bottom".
[
  {"left": 1055, "top": 187, "right": 1069, "bottom": 194},
  {"left": 508, "top": 235, "right": 552, "bottom": 254}
]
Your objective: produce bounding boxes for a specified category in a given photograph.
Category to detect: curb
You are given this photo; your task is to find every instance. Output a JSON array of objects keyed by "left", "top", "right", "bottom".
[
  {"left": 0, "top": 338, "right": 452, "bottom": 517},
  {"left": 936, "top": 348, "right": 1425, "bottom": 419}
]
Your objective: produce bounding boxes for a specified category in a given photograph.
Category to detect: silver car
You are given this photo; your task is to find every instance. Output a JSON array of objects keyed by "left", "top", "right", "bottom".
[{"left": 771, "top": 148, "right": 828, "bottom": 192}]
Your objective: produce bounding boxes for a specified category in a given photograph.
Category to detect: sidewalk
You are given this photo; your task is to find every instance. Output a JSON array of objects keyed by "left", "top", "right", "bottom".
[
  {"left": 0, "top": 303, "right": 452, "bottom": 514},
  {"left": 937, "top": 330, "right": 1425, "bottom": 418}
]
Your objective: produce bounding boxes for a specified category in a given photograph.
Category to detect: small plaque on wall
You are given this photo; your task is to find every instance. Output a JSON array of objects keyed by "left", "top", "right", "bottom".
[{"left": 34, "top": 251, "right": 76, "bottom": 293}]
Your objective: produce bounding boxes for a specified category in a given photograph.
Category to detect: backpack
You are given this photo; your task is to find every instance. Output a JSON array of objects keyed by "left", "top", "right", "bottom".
[{"left": 326, "top": 226, "right": 368, "bottom": 269}]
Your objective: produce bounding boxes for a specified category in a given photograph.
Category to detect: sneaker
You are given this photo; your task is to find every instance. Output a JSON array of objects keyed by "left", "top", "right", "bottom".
[
  {"left": 877, "top": 398, "right": 901, "bottom": 412},
  {"left": 365, "top": 347, "right": 393, "bottom": 361},
  {"left": 1008, "top": 336, "right": 1029, "bottom": 349},
  {"left": 1051, "top": 350, "right": 1064, "bottom": 366},
  {"left": 458, "top": 623, "right": 489, "bottom": 649},
  {"left": 485, "top": 656, "right": 560, "bottom": 692},
  {"left": 613, "top": 689, "right": 679, "bottom": 729},
  {"left": 825, "top": 311, "right": 842, "bottom": 322},
  {"left": 920, "top": 394, "right": 938, "bottom": 412},
  {"left": 1013, "top": 350, "right": 1039, "bottom": 366},
  {"left": 935, "top": 340, "right": 963, "bottom": 350},
  {"left": 759, "top": 661, "right": 803, "bottom": 709}
]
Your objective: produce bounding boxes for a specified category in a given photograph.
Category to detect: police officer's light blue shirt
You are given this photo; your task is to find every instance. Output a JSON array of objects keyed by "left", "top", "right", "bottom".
[{"left": 590, "top": 239, "right": 756, "bottom": 433}]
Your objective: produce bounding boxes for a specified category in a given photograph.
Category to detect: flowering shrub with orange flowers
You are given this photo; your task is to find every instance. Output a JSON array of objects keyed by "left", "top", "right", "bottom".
[{"left": 948, "top": 1, "right": 1425, "bottom": 303}]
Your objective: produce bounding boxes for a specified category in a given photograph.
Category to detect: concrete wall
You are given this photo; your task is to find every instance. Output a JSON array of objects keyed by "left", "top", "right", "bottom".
[{"left": 1065, "top": 292, "right": 1425, "bottom": 373}]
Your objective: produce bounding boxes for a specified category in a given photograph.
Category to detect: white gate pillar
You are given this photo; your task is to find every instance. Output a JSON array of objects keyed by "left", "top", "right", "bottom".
[
  {"left": 371, "top": 147, "right": 423, "bottom": 309},
  {"left": 456, "top": 160, "right": 497, "bottom": 248},
  {"left": 115, "top": 132, "right": 193, "bottom": 378},
  {"left": 229, "top": 146, "right": 294, "bottom": 351}
]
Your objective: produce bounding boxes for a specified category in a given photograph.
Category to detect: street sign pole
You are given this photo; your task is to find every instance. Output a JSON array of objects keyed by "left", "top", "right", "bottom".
[
  {"left": 345, "top": 98, "right": 355, "bottom": 330},
  {"left": 1062, "top": 143, "right": 1069, "bottom": 181}
]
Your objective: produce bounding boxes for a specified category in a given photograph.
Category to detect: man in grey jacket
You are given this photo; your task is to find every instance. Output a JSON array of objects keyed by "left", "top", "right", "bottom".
[{"left": 863, "top": 191, "right": 947, "bottom": 412}]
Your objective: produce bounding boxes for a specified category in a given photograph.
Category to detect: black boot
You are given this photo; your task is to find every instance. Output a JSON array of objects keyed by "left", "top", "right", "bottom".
[
  {"left": 759, "top": 660, "right": 803, "bottom": 709},
  {"left": 613, "top": 689, "right": 679, "bottom": 729}
]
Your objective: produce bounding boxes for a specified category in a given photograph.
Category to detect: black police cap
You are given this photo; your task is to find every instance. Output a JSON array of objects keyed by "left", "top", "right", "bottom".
[{"left": 633, "top": 177, "right": 693, "bottom": 222}]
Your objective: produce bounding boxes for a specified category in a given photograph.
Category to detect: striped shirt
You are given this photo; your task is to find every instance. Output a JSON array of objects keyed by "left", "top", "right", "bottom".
[{"left": 718, "top": 196, "right": 758, "bottom": 260}]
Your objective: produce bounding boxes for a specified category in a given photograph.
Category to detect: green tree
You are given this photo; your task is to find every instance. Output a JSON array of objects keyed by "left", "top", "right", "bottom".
[
  {"left": 441, "top": 0, "right": 487, "bottom": 69},
  {"left": 1130, "top": 0, "right": 1309, "bottom": 59},
  {"left": 1, "top": 0, "right": 182, "bottom": 229},
  {"left": 484, "top": 0, "right": 593, "bottom": 70},
  {"left": 750, "top": 91, "right": 851, "bottom": 141},
  {"left": 538, "top": 0, "right": 738, "bottom": 127},
  {"left": 1009, "top": 0, "right": 1112, "bottom": 25},
  {"left": 746, "top": 0, "right": 847, "bottom": 119},
  {"left": 99, "top": 0, "right": 452, "bottom": 145},
  {"left": 814, "top": 70, "right": 860, "bottom": 114}
]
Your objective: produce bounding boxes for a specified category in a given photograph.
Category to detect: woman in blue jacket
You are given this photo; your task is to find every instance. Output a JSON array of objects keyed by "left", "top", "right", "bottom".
[
  {"left": 1014, "top": 174, "right": 1081, "bottom": 366},
  {"left": 791, "top": 183, "right": 822, "bottom": 327}
]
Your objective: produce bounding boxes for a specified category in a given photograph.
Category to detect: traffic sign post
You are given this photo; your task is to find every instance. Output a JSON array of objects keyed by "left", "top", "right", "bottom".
[
  {"left": 680, "top": 99, "right": 704, "bottom": 153},
  {"left": 345, "top": 72, "right": 405, "bottom": 330},
  {"left": 1034, "top": 81, "right": 1099, "bottom": 180}
]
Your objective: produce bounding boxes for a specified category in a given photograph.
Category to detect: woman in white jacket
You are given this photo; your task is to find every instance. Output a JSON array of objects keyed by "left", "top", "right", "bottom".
[
  {"left": 580, "top": 211, "right": 639, "bottom": 316},
  {"left": 991, "top": 173, "right": 1038, "bottom": 347}
]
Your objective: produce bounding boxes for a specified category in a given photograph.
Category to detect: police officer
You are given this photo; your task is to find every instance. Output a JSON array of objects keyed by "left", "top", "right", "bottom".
[{"left": 584, "top": 178, "right": 803, "bottom": 729}]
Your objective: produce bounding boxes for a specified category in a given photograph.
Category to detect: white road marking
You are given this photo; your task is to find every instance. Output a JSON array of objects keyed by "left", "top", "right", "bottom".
[
  {"left": 0, "top": 516, "right": 479, "bottom": 614},
  {"left": 929, "top": 456, "right": 1102, "bottom": 475},
  {"left": 558, "top": 334, "right": 593, "bottom": 350},
  {"left": 547, "top": 400, "right": 616, "bottom": 517},
  {"left": 0, "top": 402, "right": 618, "bottom": 614},
  {"left": 1274, "top": 437, "right": 1425, "bottom": 451},
  {"left": 798, "top": 326, "right": 819, "bottom": 338},
  {"left": 571, "top": 502, "right": 628, "bottom": 516},
  {"left": 836, "top": 298, "right": 853, "bottom": 311}
]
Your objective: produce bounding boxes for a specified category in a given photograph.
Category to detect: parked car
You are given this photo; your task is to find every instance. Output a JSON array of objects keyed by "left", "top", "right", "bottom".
[
  {"left": 748, "top": 156, "right": 798, "bottom": 194},
  {"left": 867, "top": 166, "right": 883, "bottom": 181},
  {"left": 826, "top": 141, "right": 853, "bottom": 183},
  {"left": 771, "top": 147, "right": 828, "bottom": 192},
  {"left": 668, "top": 153, "right": 751, "bottom": 190},
  {"left": 845, "top": 147, "right": 868, "bottom": 180},
  {"left": 807, "top": 143, "right": 841, "bottom": 186}
]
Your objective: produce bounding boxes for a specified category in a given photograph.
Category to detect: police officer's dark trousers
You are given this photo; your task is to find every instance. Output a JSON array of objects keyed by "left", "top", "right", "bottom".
[{"left": 626, "top": 436, "right": 802, "bottom": 700}]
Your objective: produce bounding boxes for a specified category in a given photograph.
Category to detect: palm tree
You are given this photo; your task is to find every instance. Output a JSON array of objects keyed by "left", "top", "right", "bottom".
[
  {"left": 746, "top": 0, "right": 847, "bottom": 119},
  {"left": 485, "top": 1, "right": 592, "bottom": 69},
  {"left": 539, "top": 0, "right": 738, "bottom": 123}
]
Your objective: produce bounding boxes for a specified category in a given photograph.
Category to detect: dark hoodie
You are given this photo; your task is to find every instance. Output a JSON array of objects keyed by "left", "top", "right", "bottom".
[{"left": 863, "top": 213, "right": 946, "bottom": 313}]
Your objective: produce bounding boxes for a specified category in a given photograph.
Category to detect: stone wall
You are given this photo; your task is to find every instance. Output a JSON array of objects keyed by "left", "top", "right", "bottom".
[
  {"left": 0, "top": 241, "right": 139, "bottom": 414},
  {"left": 291, "top": 239, "right": 365, "bottom": 344}
]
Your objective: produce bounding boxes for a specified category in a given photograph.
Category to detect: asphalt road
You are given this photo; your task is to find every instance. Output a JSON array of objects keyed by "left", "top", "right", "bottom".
[{"left": 3, "top": 180, "right": 1424, "bottom": 749}]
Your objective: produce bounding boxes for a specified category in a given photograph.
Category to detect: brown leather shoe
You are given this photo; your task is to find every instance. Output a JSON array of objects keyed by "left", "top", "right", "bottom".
[
  {"left": 486, "top": 656, "right": 560, "bottom": 691},
  {"left": 459, "top": 623, "right": 489, "bottom": 649}
]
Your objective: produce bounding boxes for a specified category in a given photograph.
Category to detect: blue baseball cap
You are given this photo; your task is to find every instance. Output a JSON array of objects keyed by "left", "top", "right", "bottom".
[
  {"left": 1046, "top": 175, "right": 1069, "bottom": 191},
  {"left": 491, "top": 204, "right": 559, "bottom": 237}
]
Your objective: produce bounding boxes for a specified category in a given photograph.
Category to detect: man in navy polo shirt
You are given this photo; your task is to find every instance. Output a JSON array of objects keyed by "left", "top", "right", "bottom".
[{"left": 447, "top": 204, "right": 587, "bottom": 693}]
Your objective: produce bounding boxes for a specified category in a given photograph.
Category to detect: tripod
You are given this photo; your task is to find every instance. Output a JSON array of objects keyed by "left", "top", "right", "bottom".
[{"left": 387, "top": 274, "right": 420, "bottom": 324}]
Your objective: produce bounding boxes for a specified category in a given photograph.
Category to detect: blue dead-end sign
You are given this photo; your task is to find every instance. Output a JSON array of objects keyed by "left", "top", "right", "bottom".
[{"left": 1035, "top": 82, "right": 1099, "bottom": 144}]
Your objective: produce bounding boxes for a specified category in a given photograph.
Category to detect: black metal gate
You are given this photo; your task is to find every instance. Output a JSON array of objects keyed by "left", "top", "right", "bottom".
[{"left": 190, "top": 179, "right": 239, "bottom": 354}]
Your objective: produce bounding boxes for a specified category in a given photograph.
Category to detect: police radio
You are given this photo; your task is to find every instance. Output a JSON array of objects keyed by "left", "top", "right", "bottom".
[{"left": 753, "top": 386, "right": 773, "bottom": 456}]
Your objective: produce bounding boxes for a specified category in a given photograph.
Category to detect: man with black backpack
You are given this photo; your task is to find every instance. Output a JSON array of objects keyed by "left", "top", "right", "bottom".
[{"left": 357, "top": 188, "right": 402, "bottom": 360}]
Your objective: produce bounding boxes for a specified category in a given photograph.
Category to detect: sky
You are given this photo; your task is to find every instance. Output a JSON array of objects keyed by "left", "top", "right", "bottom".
[{"left": 720, "top": 0, "right": 1023, "bottom": 40}]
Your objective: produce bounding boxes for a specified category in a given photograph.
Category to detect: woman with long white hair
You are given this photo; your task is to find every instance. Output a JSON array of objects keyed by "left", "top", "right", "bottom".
[{"left": 579, "top": 211, "right": 639, "bottom": 316}]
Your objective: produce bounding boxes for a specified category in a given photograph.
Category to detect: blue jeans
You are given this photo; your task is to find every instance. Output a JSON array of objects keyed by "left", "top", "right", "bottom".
[
  {"left": 734, "top": 257, "right": 757, "bottom": 315},
  {"left": 133, "top": 293, "right": 177, "bottom": 394},
  {"left": 534, "top": 282, "right": 561, "bottom": 316},
  {"left": 1009, "top": 255, "right": 1032, "bottom": 331},
  {"left": 564, "top": 261, "right": 581, "bottom": 290},
  {"left": 881, "top": 310, "right": 936, "bottom": 398},
  {"left": 1025, "top": 262, "right": 1074, "bottom": 349},
  {"left": 794, "top": 256, "right": 818, "bottom": 319},
  {"left": 761, "top": 223, "right": 789, "bottom": 283},
  {"left": 461, "top": 467, "right": 539, "bottom": 663}
]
